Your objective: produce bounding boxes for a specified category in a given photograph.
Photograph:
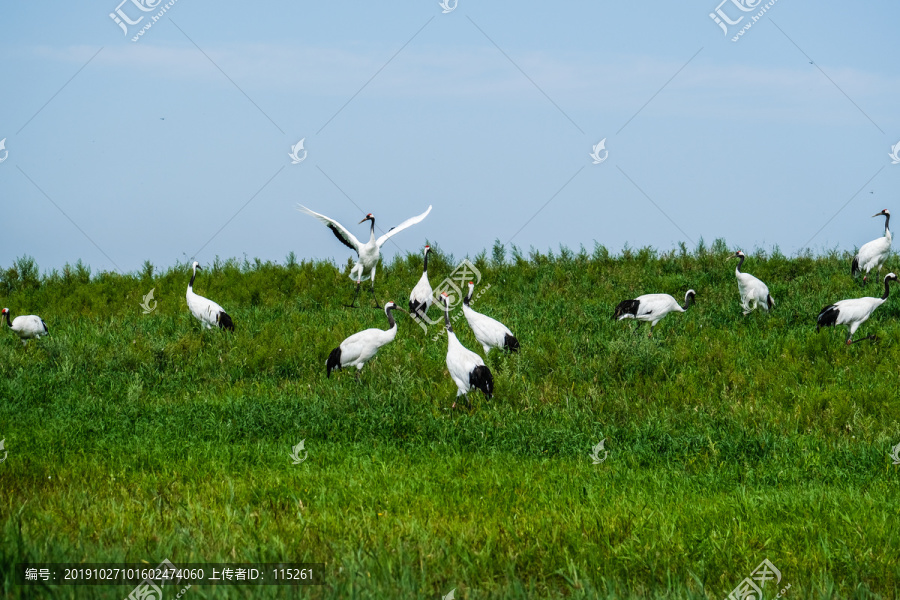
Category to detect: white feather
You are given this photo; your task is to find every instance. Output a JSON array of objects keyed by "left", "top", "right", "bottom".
[{"left": 462, "top": 282, "right": 514, "bottom": 354}]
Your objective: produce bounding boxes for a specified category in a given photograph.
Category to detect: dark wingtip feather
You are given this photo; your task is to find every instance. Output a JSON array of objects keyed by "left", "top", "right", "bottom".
[
  {"left": 326, "top": 347, "right": 342, "bottom": 377},
  {"left": 328, "top": 224, "right": 357, "bottom": 252},
  {"left": 767, "top": 295, "right": 775, "bottom": 310},
  {"left": 470, "top": 365, "right": 493, "bottom": 399},
  {"left": 504, "top": 334, "right": 519, "bottom": 352},
  {"left": 851, "top": 256, "right": 860, "bottom": 277},
  {"left": 409, "top": 300, "right": 426, "bottom": 319},
  {"left": 218, "top": 312, "right": 235, "bottom": 332},
  {"left": 816, "top": 304, "right": 839, "bottom": 331},
  {"left": 41, "top": 320, "right": 48, "bottom": 334},
  {"left": 613, "top": 299, "right": 640, "bottom": 320}
]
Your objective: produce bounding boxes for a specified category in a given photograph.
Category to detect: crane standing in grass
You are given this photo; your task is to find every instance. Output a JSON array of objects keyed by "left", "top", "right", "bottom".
[
  {"left": 462, "top": 281, "right": 519, "bottom": 354},
  {"left": 852, "top": 209, "right": 891, "bottom": 284},
  {"left": 613, "top": 290, "right": 696, "bottom": 337},
  {"left": 409, "top": 245, "right": 433, "bottom": 320},
  {"left": 441, "top": 293, "right": 493, "bottom": 408},
  {"left": 326, "top": 301, "right": 400, "bottom": 380},
  {"left": 186, "top": 261, "right": 235, "bottom": 331},
  {"left": 1, "top": 308, "right": 48, "bottom": 346},
  {"left": 298, "top": 204, "right": 432, "bottom": 308},
  {"left": 817, "top": 273, "right": 897, "bottom": 344},
  {"left": 729, "top": 250, "right": 774, "bottom": 315}
]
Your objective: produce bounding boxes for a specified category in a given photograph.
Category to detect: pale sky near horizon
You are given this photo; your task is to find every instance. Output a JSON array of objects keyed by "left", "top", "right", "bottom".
[{"left": 1, "top": 1, "right": 899, "bottom": 274}]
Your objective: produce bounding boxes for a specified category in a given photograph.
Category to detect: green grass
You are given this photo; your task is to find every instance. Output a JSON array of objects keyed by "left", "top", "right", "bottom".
[{"left": 1, "top": 241, "right": 899, "bottom": 599}]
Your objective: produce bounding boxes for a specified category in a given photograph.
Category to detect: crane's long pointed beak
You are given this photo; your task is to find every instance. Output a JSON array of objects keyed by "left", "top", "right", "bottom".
[
  {"left": 872, "top": 212, "right": 884, "bottom": 217},
  {"left": 358, "top": 216, "right": 369, "bottom": 224}
]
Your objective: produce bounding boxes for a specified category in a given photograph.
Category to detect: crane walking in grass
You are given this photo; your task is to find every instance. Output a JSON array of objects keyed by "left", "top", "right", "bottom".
[
  {"left": 729, "top": 250, "right": 774, "bottom": 315},
  {"left": 462, "top": 281, "right": 519, "bottom": 354},
  {"left": 409, "top": 245, "right": 433, "bottom": 320},
  {"left": 298, "top": 204, "right": 432, "bottom": 308},
  {"left": 441, "top": 293, "right": 493, "bottom": 408},
  {"left": 327, "top": 301, "right": 399, "bottom": 380},
  {"left": 613, "top": 290, "right": 695, "bottom": 337},
  {"left": 852, "top": 209, "right": 891, "bottom": 284},
  {"left": 186, "top": 261, "right": 235, "bottom": 331},
  {"left": 1, "top": 308, "right": 48, "bottom": 346},
  {"left": 817, "top": 273, "right": 897, "bottom": 344}
]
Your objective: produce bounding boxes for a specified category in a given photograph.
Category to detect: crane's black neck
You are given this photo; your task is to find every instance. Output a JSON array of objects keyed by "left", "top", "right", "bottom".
[
  {"left": 369, "top": 218, "right": 375, "bottom": 236},
  {"left": 682, "top": 293, "right": 694, "bottom": 311},
  {"left": 2, "top": 311, "right": 10, "bottom": 327},
  {"left": 884, "top": 212, "right": 891, "bottom": 235},
  {"left": 443, "top": 301, "right": 453, "bottom": 332},
  {"left": 385, "top": 305, "right": 396, "bottom": 328},
  {"left": 735, "top": 254, "right": 745, "bottom": 273},
  {"left": 189, "top": 269, "right": 197, "bottom": 288},
  {"left": 464, "top": 286, "right": 473, "bottom": 306},
  {"left": 423, "top": 250, "right": 429, "bottom": 273},
  {"left": 882, "top": 278, "right": 892, "bottom": 300}
]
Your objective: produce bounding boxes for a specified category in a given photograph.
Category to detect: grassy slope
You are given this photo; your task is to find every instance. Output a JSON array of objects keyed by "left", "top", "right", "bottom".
[{"left": 0, "top": 243, "right": 899, "bottom": 599}]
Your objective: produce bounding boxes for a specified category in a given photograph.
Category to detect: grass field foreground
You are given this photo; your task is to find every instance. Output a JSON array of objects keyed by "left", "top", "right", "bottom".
[{"left": 1, "top": 240, "right": 899, "bottom": 599}]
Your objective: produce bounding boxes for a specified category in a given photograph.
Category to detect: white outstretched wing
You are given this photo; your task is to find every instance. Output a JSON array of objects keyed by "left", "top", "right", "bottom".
[
  {"left": 376, "top": 205, "right": 432, "bottom": 247},
  {"left": 297, "top": 204, "right": 363, "bottom": 253}
]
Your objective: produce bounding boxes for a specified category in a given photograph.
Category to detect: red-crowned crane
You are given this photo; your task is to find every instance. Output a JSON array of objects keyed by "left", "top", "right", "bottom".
[
  {"left": 186, "top": 261, "right": 234, "bottom": 331},
  {"left": 817, "top": 272, "right": 897, "bottom": 344},
  {"left": 441, "top": 293, "right": 493, "bottom": 408},
  {"left": 409, "top": 245, "right": 433, "bottom": 319},
  {"left": 1, "top": 308, "right": 48, "bottom": 346},
  {"left": 462, "top": 281, "right": 519, "bottom": 353},
  {"left": 729, "top": 251, "right": 774, "bottom": 315},
  {"left": 297, "top": 204, "right": 432, "bottom": 308},
  {"left": 326, "top": 301, "right": 399, "bottom": 379},
  {"left": 613, "top": 290, "right": 695, "bottom": 337},
  {"left": 852, "top": 209, "right": 891, "bottom": 283}
]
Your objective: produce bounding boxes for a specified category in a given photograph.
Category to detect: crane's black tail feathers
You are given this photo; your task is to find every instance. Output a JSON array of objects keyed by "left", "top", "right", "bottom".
[
  {"left": 470, "top": 365, "right": 493, "bottom": 399},
  {"left": 767, "top": 295, "right": 775, "bottom": 310},
  {"left": 326, "top": 347, "right": 342, "bottom": 377},
  {"left": 503, "top": 334, "right": 520, "bottom": 352},
  {"left": 851, "top": 256, "right": 860, "bottom": 278},
  {"left": 409, "top": 300, "right": 427, "bottom": 319},
  {"left": 613, "top": 299, "right": 640, "bottom": 320},
  {"left": 817, "top": 305, "right": 839, "bottom": 331},
  {"left": 41, "top": 320, "right": 49, "bottom": 334},
  {"left": 218, "top": 311, "right": 235, "bottom": 332}
]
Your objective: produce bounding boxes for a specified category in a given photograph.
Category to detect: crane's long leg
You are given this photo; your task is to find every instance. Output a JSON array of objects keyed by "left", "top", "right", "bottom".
[
  {"left": 345, "top": 282, "right": 361, "bottom": 308},
  {"left": 369, "top": 265, "right": 382, "bottom": 309},
  {"left": 849, "top": 334, "right": 877, "bottom": 345}
]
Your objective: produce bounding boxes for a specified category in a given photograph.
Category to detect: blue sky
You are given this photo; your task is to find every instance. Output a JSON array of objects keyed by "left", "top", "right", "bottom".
[{"left": 1, "top": 1, "right": 899, "bottom": 274}]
